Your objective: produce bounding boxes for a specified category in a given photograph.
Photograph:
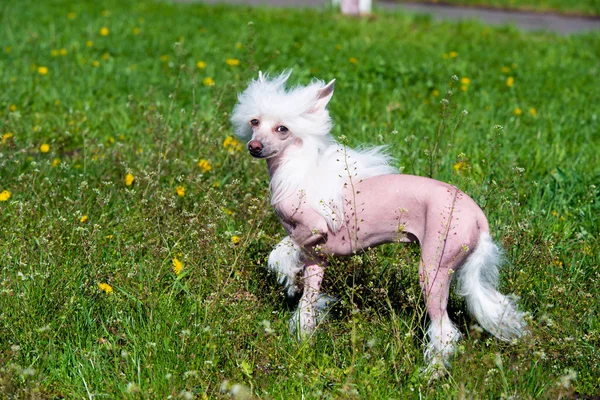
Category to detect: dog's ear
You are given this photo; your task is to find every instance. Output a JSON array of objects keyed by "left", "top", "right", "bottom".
[{"left": 312, "top": 79, "right": 335, "bottom": 113}]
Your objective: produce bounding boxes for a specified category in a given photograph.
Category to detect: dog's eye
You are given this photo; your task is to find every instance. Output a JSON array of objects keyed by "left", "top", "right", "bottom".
[
  {"left": 276, "top": 126, "right": 288, "bottom": 133},
  {"left": 250, "top": 119, "right": 259, "bottom": 126}
]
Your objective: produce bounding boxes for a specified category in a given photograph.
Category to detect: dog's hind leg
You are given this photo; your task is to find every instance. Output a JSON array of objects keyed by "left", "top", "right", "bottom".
[
  {"left": 289, "top": 261, "right": 324, "bottom": 339},
  {"left": 418, "top": 241, "right": 462, "bottom": 372}
]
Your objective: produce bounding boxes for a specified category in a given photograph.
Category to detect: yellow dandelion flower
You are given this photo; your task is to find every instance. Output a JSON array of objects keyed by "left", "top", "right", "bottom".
[
  {"left": 432, "top": 89, "right": 440, "bottom": 97},
  {"left": 38, "top": 66, "right": 49, "bottom": 75},
  {"left": 349, "top": 57, "right": 358, "bottom": 65},
  {"left": 225, "top": 58, "right": 240, "bottom": 66},
  {"left": 202, "top": 77, "right": 215, "bottom": 86},
  {"left": 39, "top": 143, "right": 50, "bottom": 153},
  {"left": 67, "top": 11, "right": 76, "bottom": 20},
  {"left": 86, "top": 40, "right": 94, "bottom": 47},
  {"left": 9, "top": 105, "right": 16, "bottom": 112},
  {"left": 0, "top": 190, "right": 11, "bottom": 202},
  {"left": 125, "top": 173, "right": 134, "bottom": 186},
  {"left": 198, "top": 159, "right": 212, "bottom": 172},
  {"left": 231, "top": 236, "right": 241, "bottom": 245},
  {"left": 460, "top": 77, "right": 470, "bottom": 85},
  {"left": 172, "top": 257, "right": 183, "bottom": 275},
  {"left": 91, "top": 60, "right": 100, "bottom": 67},
  {"left": 176, "top": 186, "right": 185, "bottom": 197},
  {"left": 213, "top": 181, "right": 220, "bottom": 188},
  {"left": 102, "top": 53, "right": 109, "bottom": 61},
  {"left": 449, "top": 51, "right": 458, "bottom": 58},
  {"left": 196, "top": 60, "right": 206, "bottom": 69},
  {"left": 2, "top": 133, "right": 13, "bottom": 145},
  {"left": 98, "top": 283, "right": 113, "bottom": 294},
  {"left": 501, "top": 66, "right": 510, "bottom": 73},
  {"left": 223, "top": 136, "right": 242, "bottom": 153},
  {"left": 513, "top": 107, "right": 522, "bottom": 116},
  {"left": 80, "top": 215, "right": 88, "bottom": 223},
  {"left": 52, "top": 158, "right": 61, "bottom": 167},
  {"left": 60, "top": 48, "right": 67, "bottom": 56},
  {"left": 460, "top": 85, "right": 468, "bottom": 92},
  {"left": 133, "top": 27, "right": 140, "bottom": 35},
  {"left": 100, "top": 27, "right": 109, "bottom": 36},
  {"left": 529, "top": 107, "right": 537, "bottom": 116},
  {"left": 453, "top": 161, "right": 467, "bottom": 173},
  {"left": 51, "top": 49, "right": 60, "bottom": 57},
  {"left": 506, "top": 76, "right": 514, "bottom": 87}
]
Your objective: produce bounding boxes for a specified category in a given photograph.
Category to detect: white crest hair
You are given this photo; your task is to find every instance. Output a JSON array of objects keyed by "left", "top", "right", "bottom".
[{"left": 231, "top": 70, "right": 397, "bottom": 232}]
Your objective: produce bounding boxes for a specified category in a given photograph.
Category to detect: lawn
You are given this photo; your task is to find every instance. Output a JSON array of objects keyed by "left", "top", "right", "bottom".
[
  {"left": 395, "top": 0, "right": 600, "bottom": 16},
  {"left": 1, "top": 0, "right": 599, "bottom": 398}
]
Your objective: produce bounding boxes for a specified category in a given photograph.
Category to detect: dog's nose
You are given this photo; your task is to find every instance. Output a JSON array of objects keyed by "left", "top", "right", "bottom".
[{"left": 247, "top": 140, "right": 263, "bottom": 156}]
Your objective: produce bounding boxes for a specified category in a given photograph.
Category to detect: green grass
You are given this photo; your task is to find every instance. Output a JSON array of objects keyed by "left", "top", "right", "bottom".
[
  {"left": 396, "top": 0, "right": 600, "bottom": 16},
  {"left": 1, "top": 0, "right": 599, "bottom": 398}
]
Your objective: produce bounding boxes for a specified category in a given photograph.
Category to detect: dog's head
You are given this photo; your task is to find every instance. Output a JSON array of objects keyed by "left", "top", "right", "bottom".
[{"left": 231, "top": 70, "right": 335, "bottom": 159}]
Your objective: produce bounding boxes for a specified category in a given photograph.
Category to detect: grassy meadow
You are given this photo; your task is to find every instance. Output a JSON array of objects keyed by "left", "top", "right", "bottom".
[{"left": 1, "top": 0, "right": 599, "bottom": 398}]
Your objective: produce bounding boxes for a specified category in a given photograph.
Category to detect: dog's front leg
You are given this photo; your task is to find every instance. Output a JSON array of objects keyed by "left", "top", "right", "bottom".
[{"left": 290, "top": 261, "right": 324, "bottom": 339}]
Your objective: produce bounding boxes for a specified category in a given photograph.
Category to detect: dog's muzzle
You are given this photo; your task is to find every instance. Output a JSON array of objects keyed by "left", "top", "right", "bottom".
[{"left": 247, "top": 140, "right": 264, "bottom": 158}]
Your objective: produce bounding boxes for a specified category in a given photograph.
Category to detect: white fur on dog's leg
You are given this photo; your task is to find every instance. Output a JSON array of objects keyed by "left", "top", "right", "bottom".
[
  {"left": 289, "top": 264, "right": 324, "bottom": 340},
  {"left": 423, "top": 317, "right": 462, "bottom": 379},
  {"left": 268, "top": 236, "right": 303, "bottom": 297}
]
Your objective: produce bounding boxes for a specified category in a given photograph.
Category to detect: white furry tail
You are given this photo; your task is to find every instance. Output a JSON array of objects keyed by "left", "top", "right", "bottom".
[{"left": 456, "top": 232, "right": 526, "bottom": 341}]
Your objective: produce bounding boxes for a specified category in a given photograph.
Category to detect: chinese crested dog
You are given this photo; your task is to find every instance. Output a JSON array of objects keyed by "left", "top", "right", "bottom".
[{"left": 231, "top": 71, "right": 525, "bottom": 370}]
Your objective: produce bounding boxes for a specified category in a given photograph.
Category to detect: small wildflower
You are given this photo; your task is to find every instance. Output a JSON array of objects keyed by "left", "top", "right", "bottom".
[
  {"left": 102, "top": 52, "right": 109, "bottom": 61},
  {"left": 173, "top": 257, "right": 183, "bottom": 275},
  {"left": 80, "top": 215, "right": 88, "bottom": 223},
  {"left": 223, "top": 136, "right": 242, "bottom": 153},
  {"left": 449, "top": 51, "right": 458, "bottom": 58},
  {"left": 51, "top": 49, "right": 60, "bottom": 57},
  {"left": 231, "top": 236, "right": 241, "bottom": 245},
  {"left": 125, "top": 173, "right": 134, "bottom": 186},
  {"left": 98, "top": 283, "right": 113, "bottom": 294},
  {"left": 460, "top": 77, "right": 470, "bottom": 84},
  {"left": 348, "top": 57, "right": 358, "bottom": 65},
  {"left": 196, "top": 60, "right": 206, "bottom": 69},
  {"left": 2, "top": 132, "right": 13, "bottom": 145},
  {"left": 86, "top": 40, "right": 94, "bottom": 47},
  {"left": 501, "top": 66, "right": 510, "bottom": 73},
  {"left": 198, "top": 159, "right": 212, "bottom": 172},
  {"left": 176, "top": 186, "right": 185, "bottom": 197},
  {"left": 37, "top": 66, "right": 49, "bottom": 75},
  {"left": 9, "top": 105, "right": 16, "bottom": 112},
  {"left": 529, "top": 107, "right": 537, "bottom": 116},
  {"left": 60, "top": 48, "right": 67, "bottom": 56},
  {"left": 432, "top": 89, "right": 440, "bottom": 97},
  {"left": 506, "top": 76, "right": 514, "bottom": 87},
  {"left": 225, "top": 58, "right": 240, "bottom": 66},
  {"left": 453, "top": 161, "right": 467, "bottom": 173},
  {"left": 39, "top": 143, "right": 50, "bottom": 153},
  {"left": 202, "top": 77, "right": 215, "bottom": 86},
  {"left": 52, "top": 158, "right": 61, "bottom": 167},
  {"left": 0, "top": 190, "right": 11, "bottom": 202},
  {"left": 100, "top": 27, "right": 109, "bottom": 36},
  {"left": 460, "top": 85, "right": 468, "bottom": 92},
  {"left": 513, "top": 107, "right": 523, "bottom": 115},
  {"left": 5, "top": 46, "right": 12, "bottom": 53},
  {"left": 235, "top": 42, "right": 243, "bottom": 49},
  {"left": 91, "top": 60, "right": 100, "bottom": 67}
]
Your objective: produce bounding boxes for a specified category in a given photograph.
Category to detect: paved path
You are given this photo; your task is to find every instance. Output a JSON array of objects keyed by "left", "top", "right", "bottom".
[{"left": 194, "top": 0, "right": 600, "bottom": 35}]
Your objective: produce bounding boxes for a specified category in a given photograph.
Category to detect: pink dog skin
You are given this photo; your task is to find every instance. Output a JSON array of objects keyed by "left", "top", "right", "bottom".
[{"left": 276, "top": 172, "right": 487, "bottom": 263}]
